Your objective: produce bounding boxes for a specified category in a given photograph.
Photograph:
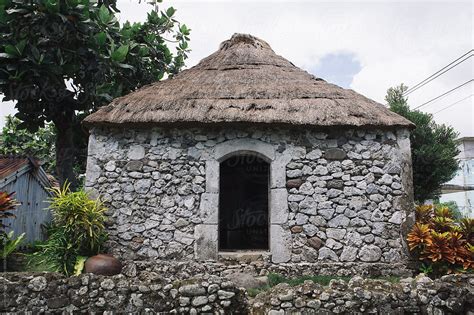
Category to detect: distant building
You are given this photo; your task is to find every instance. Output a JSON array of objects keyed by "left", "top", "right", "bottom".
[
  {"left": 0, "top": 156, "right": 52, "bottom": 244},
  {"left": 440, "top": 137, "right": 474, "bottom": 217}
]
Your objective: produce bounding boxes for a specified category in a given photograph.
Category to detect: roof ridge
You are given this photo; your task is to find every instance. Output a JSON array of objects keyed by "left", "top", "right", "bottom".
[{"left": 219, "top": 33, "right": 273, "bottom": 51}]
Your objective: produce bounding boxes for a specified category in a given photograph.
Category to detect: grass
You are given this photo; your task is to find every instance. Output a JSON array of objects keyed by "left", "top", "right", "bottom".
[{"left": 246, "top": 273, "right": 401, "bottom": 298}]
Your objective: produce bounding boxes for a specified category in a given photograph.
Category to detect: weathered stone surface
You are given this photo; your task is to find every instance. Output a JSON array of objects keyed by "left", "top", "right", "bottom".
[
  {"left": 85, "top": 126, "right": 411, "bottom": 264},
  {"left": 28, "top": 276, "right": 47, "bottom": 292},
  {"left": 328, "top": 215, "right": 350, "bottom": 228},
  {"left": 286, "top": 179, "right": 304, "bottom": 189},
  {"left": 305, "top": 148, "right": 322, "bottom": 160},
  {"left": 250, "top": 273, "right": 472, "bottom": 314},
  {"left": 125, "top": 161, "right": 143, "bottom": 171},
  {"left": 359, "top": 245, "right": 382, "bottom": 262},
  {"left": 290, "top": 225, "right": 303, "bottom": 233},
  {"left": 318, "top": 247, "right": 339, "bottom": 261},
  {"left": 324, "top": 148, "right": 347, "bottom": 160},
  {"left": 127, "top": 145, "right": 145, "bottom": 160},
  {"left": 307, "top": 236, "right": 323, "bottom": 249},
  {"left": 340, "top": 246, "right": 358, "bottom": 262},
  {"left": 389, "top": 211, "right": 404, "bottom": 224},
  {"left": 327, "top": 179, "right": 344, "bottom": 189},
  {"left": 179, "top": 284, "right": 207, "bottom": 296},
  {"left": 326, "top": 228, "right": 346, "bottom": 240}
]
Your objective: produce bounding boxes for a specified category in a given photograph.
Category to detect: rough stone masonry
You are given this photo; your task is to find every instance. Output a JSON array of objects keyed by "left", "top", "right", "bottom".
[
  {"left": 1, "top": 271, "right": 472, "bottom": 313},
  {"left": 85, "top": 125, "right": 414, "bottom": 265}
]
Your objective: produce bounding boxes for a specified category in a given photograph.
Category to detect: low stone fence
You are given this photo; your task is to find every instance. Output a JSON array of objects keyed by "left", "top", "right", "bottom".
[
  {"left": 0, "top": 272, "right": 247, "bottom": 313},
  {"left": 1, "top": 265, "right": 472, "bottom": 314},
  {"left": 251, "top": 274, "right": 474, "bottom": 314}
]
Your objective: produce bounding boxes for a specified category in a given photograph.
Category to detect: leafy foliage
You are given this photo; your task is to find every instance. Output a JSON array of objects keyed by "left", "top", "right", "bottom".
[
  {"left": 407, "top": 204, "right": 473, "bottom": 275},
  {"left": 1, "top": 230, "right": 25, "bottom": 260},
  {"left": 0, "top": 0, "right": 190, "bottom": 187},
  {"left": 0, "top": 115, "right": 56, "bottom": 174},
  {"left": 32, "top": 183, "right": 108, "bottom": 275},
  {"left": 386, "top": 85, "right": 460, "bottom": 203},
  {"left": 0, "top": 191, "right": 24, "bottom": 260},
  {"left": 434, "top": 201, "right": 462, "bottom": 220}
]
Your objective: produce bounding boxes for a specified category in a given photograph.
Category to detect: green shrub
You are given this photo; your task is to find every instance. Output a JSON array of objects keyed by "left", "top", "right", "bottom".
[
  {"left": 32, "top": 183, "right": 107, "bottom": 275},
  {"left": 434, "top": 201, "right": 463, "bottom": 220},
  {"left": 1, "top": 231, "right": 25, "bottom": 260}
]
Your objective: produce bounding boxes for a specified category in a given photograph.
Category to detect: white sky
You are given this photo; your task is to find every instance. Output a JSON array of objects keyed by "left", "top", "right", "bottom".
[{"left": 1, "top": 0, "right": 472, "bottom": 136}]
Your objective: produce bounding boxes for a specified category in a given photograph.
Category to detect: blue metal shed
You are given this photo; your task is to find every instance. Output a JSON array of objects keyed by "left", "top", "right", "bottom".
[{"left": 0, "top": 157, "right": 52, "bottom": 244}]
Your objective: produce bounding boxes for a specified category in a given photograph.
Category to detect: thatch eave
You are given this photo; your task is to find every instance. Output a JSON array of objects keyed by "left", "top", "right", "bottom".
[{"left": 83, "top": 33, "right": 414, "bottom": 130}]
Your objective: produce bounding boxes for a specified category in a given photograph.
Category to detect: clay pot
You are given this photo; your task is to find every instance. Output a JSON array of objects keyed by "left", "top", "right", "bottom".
[{"left": 84, "top": 254, "right": 122, "bottom": 276}]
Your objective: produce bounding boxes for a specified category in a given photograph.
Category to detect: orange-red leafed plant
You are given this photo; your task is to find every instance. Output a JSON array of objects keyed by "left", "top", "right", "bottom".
[
  {"left": 425, "top": 231, "right": 451, "bottom": 263},
  {"left": 415, "top": 204, "right": 434, "bottom": 224},
  {"left": 407, "top": 204, "right": 473, "bottom": 275},
  {"left": 0, "top": 191, "right": 20, "bottom": 230},
  {"left": 407, "top": 223, "right": 432, "bottom": 251}
]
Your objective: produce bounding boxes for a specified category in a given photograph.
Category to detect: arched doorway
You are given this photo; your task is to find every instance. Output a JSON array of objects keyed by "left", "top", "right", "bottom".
[{"left": 219, "top": 154, "right": 270, "bottom": 251}]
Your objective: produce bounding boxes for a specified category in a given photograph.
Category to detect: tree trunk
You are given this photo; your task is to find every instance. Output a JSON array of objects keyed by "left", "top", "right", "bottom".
[{"left": 54, "top": 113, "right": 79, "bottom": 190}]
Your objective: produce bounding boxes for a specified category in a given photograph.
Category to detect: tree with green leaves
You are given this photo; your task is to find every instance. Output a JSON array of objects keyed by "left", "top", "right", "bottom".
[
  {"left": 0, "top": 0, "right": 190, "bottom": 188},
  {"left": 0, "top": 115, "right": 56, "bottom": 173},
  {"left": 386, "top": 84, "right": 460, "bottom": 203}
]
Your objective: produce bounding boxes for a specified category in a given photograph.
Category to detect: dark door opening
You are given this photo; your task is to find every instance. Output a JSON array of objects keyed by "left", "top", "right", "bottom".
[{"left": 219, "top": 154, "right": 269, "bottom": 251}]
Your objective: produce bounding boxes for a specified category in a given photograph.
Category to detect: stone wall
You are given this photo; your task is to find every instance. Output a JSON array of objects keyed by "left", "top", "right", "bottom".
[
  {"left": 250, "top": 274, "right": 474, "bottom": 314},
  {"left": 0, "top": 272, "right": 246, "bottom": 313},
  {"left": 1, "top": 272, "right": 472, "bottom": 314},
  {"left": 85, "top": 125, "right": 413, "bottom": 264}
]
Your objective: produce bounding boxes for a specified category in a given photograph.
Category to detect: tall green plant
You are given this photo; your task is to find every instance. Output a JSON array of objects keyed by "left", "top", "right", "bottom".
[
  {"left": 0, "top": 115, "right": 57, "bottom": 174},
  {"left": 1, "top": 231, "right": 25, "bottom": 260},
  {"left": 386, "top": 84, "right": 460, "bottom": 203},
  {"left": 33, "top": 183, "right": 108, "bottom": 275},
  {"left": 0, "top": 0, "right": 190, "bottom": 188}
]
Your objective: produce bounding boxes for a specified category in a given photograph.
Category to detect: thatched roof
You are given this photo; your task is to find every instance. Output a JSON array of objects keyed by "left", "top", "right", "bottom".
[{"left": 84, "top": 33, "right": 413, "bottom": 129}]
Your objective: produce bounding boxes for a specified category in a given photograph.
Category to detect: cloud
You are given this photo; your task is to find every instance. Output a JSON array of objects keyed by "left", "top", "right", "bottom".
[
  {"left": 306, "top": 52, "right": 362, "bottom": 88},
  {"left": 0, "top": 98, "right": 16, "bottom": 128}
]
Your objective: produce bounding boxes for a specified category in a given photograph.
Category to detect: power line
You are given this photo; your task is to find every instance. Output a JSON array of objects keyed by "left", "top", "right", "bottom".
[
  {"left": 433, "top": 94, "right": 474, "bottom": 115},
  {"left": 413, "top": 79, "right": 474, "bottom": 110},
  {"left": 404, "top": 49, "right": 474, "bottom": 96}
]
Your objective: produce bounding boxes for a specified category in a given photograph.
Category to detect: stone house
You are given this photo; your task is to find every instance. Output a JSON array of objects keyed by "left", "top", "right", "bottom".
[{"left": 83, "top": 34, "right": 414, "bottom": 265}]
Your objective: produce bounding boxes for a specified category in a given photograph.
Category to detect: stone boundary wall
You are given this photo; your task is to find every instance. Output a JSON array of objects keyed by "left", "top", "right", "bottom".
[
  {"left": 251, "top": 274, "right": 474, "bottom": 314},
  {"left": 1, "top": 272, "right": 472, "bottom": 314},
  {"left": 0, "top": 272, "right": 246, "bottom": 313}
]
